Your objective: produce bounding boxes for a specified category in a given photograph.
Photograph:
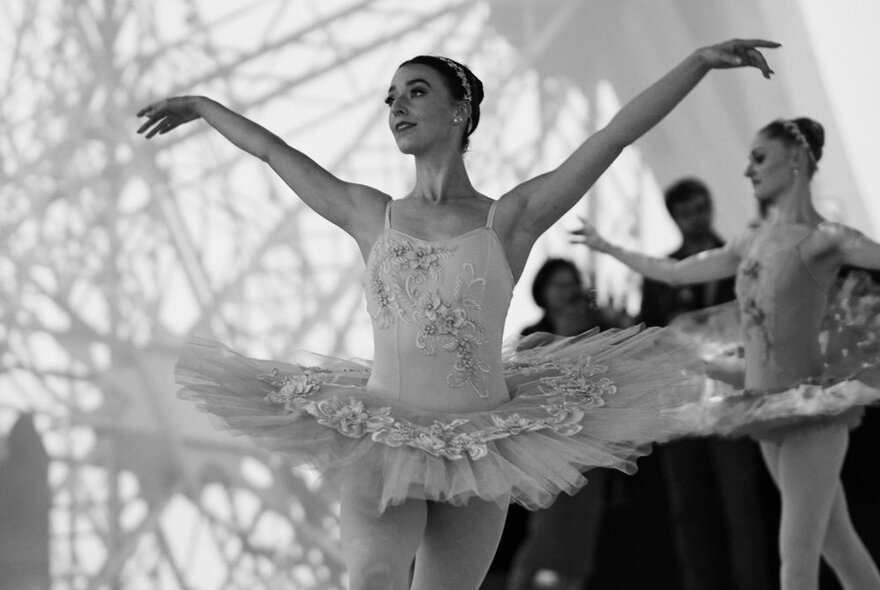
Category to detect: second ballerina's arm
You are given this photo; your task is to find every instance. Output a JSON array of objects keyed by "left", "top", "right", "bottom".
[
  {"left": 571, "top": 220, "right": 744, "bottom": 286},
  {"left": 833, "top": 224, "right": 880, "bottom": 271}
]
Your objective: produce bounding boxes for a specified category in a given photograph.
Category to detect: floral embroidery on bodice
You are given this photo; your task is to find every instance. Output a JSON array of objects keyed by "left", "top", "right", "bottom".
[
  {"left": 364, "top": 202, "right": 513, "bottom": 402},
  {"left": 369, "top": 236, "right": 455, "bottom": 329},
  {"left": 735, "top": 224, "right": 836, "bottom": 387},
  {"left": 736, "top": 257, "right": 771, "bottom": 361}
]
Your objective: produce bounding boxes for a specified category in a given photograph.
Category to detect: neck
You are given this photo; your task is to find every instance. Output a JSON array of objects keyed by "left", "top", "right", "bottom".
[
  {"left": 409, "top": 151, "right": 474, "bottom": 203},
  {"left": 770, "top": 180, "right": 821, "bottom": 225}
]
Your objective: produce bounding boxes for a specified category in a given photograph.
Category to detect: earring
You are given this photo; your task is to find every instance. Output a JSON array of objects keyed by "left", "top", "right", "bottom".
[
  {"left": 792, "top": 167, "right": 800, "bottom": 177},
  {"left": 453, "top": 117, "right": 461, "bottom": 125}
]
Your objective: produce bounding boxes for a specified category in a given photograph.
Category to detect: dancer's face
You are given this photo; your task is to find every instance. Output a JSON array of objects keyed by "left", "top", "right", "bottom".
[
  {"left": 744, "top": 132, "right": 797, "bottom": 203},
  {"left": 386, "top": 64, "right": 462, "bottom": 155}
]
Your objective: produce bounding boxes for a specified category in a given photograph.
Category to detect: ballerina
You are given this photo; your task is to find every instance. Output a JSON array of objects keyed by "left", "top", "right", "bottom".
[
  {"left": 138, "top": 40, "right": 777, "bottom": 589},
  {"left": 572, "top": 116, "right": 880, "bottom": 590}
]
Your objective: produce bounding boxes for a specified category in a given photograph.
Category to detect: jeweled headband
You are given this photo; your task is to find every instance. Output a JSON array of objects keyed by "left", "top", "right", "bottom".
[
  {"left": 781, "top": 119, "right": 817, "bottom": 166},
  {"left": 436, "top": 56, "right": 473, "bottom": 106}
]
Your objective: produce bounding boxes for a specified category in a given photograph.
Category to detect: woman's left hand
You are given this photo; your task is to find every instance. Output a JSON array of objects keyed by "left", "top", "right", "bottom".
[
  {"left": 699, "top": 38, "right": 780, "bottom": 79},
  {"left": 136, "top": 97, "right": 202, "bottom": 139},
  {"left": 569, "top": 219, "right": 612, "bottom": 253}
]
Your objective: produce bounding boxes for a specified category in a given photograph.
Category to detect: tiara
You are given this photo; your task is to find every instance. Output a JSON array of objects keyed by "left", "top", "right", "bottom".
[
  {"left": 781, "top": 119, "right": 817, "bottom": 166},
  {"left": 437, "top": 57, "right": 472, "bottom": 105}
]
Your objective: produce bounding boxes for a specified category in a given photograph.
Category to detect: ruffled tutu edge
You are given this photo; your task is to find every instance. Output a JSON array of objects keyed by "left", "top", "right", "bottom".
[
  {"left": 176, "top": 325, "right": 705, "bottom": 511},
  {"left": 666, "top": 370, "right": 880, "bottom": 440}
]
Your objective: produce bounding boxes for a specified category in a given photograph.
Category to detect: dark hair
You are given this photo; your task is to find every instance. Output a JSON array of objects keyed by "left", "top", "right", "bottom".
[
  {"left": 760, "top": 117, "right": 825, "bottom": 176},
  {"left": 663, "top": 177, "right": 712, "bottom": 218},
  {"left": 399, "top": 55, "right": 484, "bottom": 151},
  {"left": 531, "top": 258, "right": 581, "bottom": 309}
]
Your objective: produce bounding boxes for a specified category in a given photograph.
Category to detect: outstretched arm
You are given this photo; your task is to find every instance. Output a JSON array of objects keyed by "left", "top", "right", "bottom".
[
  {"left": 497, "top": 39, "right": 778, "bottom": 241},
  {"left": 835, "top": 225, "right": 880, "bottom": 270},
  {"left": 571, "top": 220, "right": 740, "bottom": 285},
  {"left": 136, "top": 96, "right": 387, "bottom": 244}
]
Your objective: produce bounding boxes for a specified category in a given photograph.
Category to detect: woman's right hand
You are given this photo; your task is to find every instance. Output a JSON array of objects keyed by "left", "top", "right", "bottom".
[
  {"left": 137, "top": 96, "right": 202, "bottom": 139},
  {"left": 570, "top": 219, "right": 612, "bottom": 253}
]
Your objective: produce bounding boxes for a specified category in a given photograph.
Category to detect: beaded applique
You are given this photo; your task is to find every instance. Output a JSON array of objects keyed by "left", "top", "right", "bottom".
[{"left": 368, "top": 234, "right": 491, "bottom": 395}]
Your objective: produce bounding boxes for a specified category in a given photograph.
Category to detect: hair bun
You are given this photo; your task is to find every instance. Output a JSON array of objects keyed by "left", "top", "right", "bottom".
[
  {"left": 471, "top": 75, "right": 485, "bottom": 105},
  {"left": 795, "top": 117, "right": 825, "bottom": 162}
]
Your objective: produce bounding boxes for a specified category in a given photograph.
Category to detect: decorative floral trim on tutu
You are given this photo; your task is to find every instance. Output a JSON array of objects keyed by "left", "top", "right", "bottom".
[
  {"left": 257, "top": 355, "right": 618, "bottom": 461},
  {"left": 176, "top": 326, "right": 703, "bottom": 509}
]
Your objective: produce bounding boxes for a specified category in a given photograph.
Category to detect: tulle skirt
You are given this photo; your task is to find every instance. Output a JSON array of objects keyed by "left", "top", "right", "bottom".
[
  {"left": 667, "top": 269, "right": 880, "bottom": 442},
  {"left": 176, "top": 325, "right": 704, "bottom": 511}
]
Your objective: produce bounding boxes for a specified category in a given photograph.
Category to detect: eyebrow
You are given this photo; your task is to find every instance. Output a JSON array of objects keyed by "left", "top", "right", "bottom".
[{"left": 387, "top": 78, "right": 433, "bottom": 93}]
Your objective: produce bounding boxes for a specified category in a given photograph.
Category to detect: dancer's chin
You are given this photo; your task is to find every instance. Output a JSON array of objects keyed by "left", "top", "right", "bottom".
[{"left": 754, "top": 191, "right": 775, "bottom": 204}]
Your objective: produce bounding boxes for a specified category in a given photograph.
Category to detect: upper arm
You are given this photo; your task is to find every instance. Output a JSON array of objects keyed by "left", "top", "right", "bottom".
[
  {"left": 497, "top": 128, "right": 623, "bottom": 240},
  {"left": 832, "top": 224, "right": 880, "bottom": 270},
  {"left": 662, "top": 246, "right": 741, "bottom": 285},
  {"left": 497, "top": 52, "right": 711, "bottom": 240},
  {"left": 264, "top": 138, "right": 390, "bottom": 239}
]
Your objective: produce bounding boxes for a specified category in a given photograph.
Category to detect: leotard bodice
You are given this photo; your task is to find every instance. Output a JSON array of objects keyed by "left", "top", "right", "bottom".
[
  {"left": 364, "top": 200, "right": 514, "bottom": 412},
  {"left": 736, "top": 223, "right": 836, "bottom": 389}
]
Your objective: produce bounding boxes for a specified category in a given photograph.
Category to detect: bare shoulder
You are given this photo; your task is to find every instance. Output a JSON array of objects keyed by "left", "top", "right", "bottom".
[
  {"left": 818, "top": 220, "right": 864, "bottom": 243},
  {"left": 351, "top": 183, "right": 392, "bottom": 218}
]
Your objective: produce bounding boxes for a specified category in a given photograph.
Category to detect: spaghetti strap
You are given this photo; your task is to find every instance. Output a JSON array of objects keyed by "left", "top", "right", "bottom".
[
  {"left": 797, "top": 223, "right": 830, "bottom": 295},
  {"left": 384, "top": 200, "right": 393, "bottom": 229},
  {"left": 485, "top": 201, "right": 498, "bottom": 229}
]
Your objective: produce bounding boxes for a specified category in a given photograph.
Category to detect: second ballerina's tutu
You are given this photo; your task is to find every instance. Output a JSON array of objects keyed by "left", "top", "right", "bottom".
[{"left": 668, "top": 266, "right": 880, "bottom": 440}]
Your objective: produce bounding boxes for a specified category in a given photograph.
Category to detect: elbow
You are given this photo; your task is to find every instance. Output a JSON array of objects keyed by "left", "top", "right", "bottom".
[{"left": 601, "top": 119, "right": 640, "bottom": 151}]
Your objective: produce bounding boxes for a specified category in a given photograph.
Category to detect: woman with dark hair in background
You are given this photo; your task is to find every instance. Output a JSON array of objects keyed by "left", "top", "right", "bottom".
[{"left": 504, "top": 259, "right": 626, "bottom": 590}]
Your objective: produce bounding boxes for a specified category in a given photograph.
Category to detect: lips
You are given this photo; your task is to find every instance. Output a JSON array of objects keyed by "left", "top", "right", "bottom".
[{"left": 395, "top": 121, "right": 415, "bottom": 132}]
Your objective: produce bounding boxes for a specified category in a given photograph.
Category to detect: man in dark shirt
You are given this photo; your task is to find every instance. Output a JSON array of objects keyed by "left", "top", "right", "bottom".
[{"left": 639, "top": 178, "right": 776, "bottom": 590}]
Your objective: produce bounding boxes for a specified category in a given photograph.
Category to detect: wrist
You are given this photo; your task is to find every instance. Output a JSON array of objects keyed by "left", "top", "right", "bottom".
[
  {"left": 187, "top": 95, "right": 209, "bottom": 116},
  {"left": 690, "top": 48, "right": 712, "bottom": 73},
  {"left": 599, "top": 240, "right": 616, "bottom": 255}
]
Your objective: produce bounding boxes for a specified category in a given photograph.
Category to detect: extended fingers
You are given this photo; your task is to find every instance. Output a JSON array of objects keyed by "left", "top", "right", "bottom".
[
  {"left": 137, "top": 115, "right": 175, "bottom": 138},
  {"left": 151, "top": 117, "right": 178, "bottom": 138},
  {"left": 720, "top": 38, "right": 778, "bottom": 77},
  {"left": 137, "top": 102, "right": 163, "bottom": 118},
  {"left": 736, "top": 38, "right": 782, "bottom": 49},
  {"left": 746, "top": 47, "right": 774, "bottom": 79}
]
